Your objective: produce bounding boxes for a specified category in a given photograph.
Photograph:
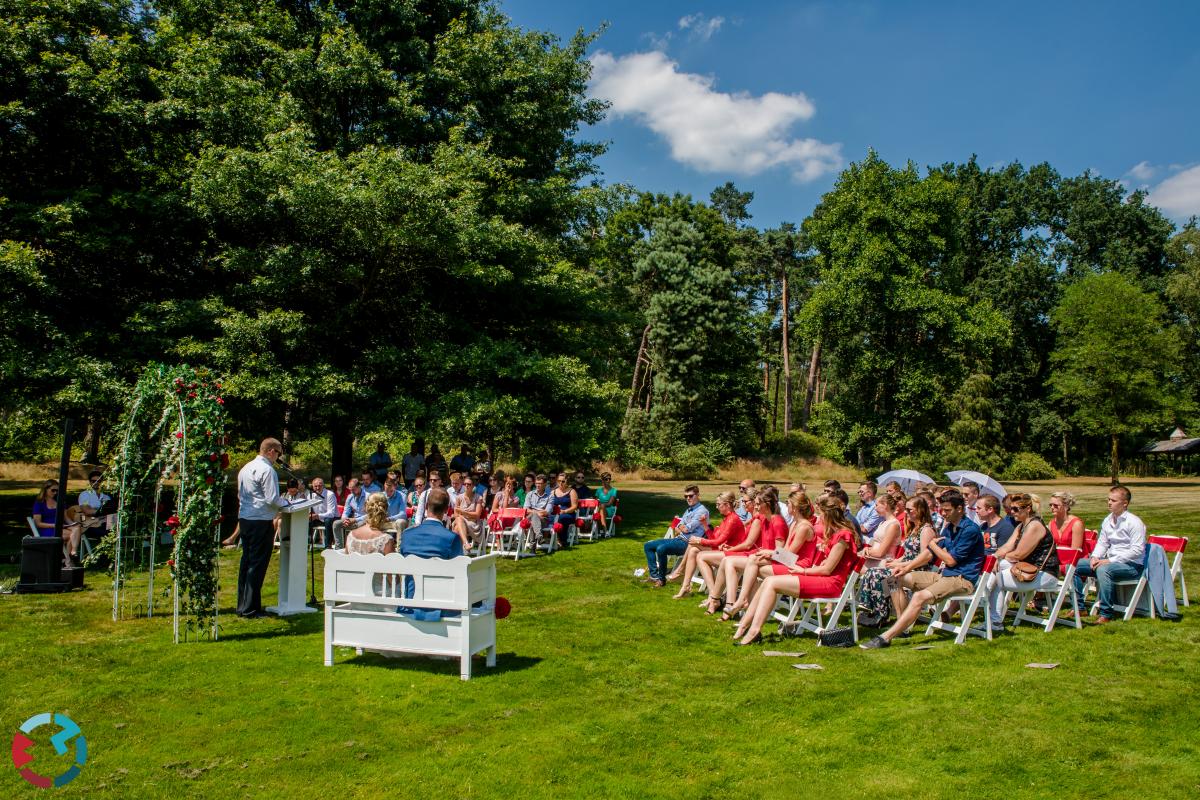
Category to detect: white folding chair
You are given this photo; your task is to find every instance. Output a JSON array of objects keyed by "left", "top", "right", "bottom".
[
  {"left": 926, "top": 555, "right": 997, "bottom": 644},
  {"left": 1011, "top": 548, "right": 1083, "bottom": 632},
  {"left": 575, "top": 499, "right": 602, "bottom": 542},
  {"left": 488, "top": 508, "right": 530, "bottom": 560},
  {"left": 778, "top": 555, "right": 865, "bottom": 644}
]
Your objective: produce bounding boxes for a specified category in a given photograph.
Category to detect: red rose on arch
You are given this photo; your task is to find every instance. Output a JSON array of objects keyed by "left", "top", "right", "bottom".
[
  {"left": 187, "top": 391, "right": 197, "bottom": 399},
  {"left": 205, "top": 476, "right": 214, "bottom": 484},
  {"left": 175, "top": 431, "right": 184, "bottom": 439},
  {"left": 167, "top": 559, "right": 175, "bottom": 567},
  {"left": 166, "top": 515, "right": 180, "bottom": 528},
  {"left": 216, "top": 398, "right": 225, "bottom": 405},
  {"left": 209, "top": 453, "right": 218, "bottom": 462},
  {"left": 220, "top": 454, "right": 230, "bottom": 469}
]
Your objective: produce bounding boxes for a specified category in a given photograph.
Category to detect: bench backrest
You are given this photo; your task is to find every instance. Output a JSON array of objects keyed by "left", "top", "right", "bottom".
[{"left": 322, "top": 550, "right": 497, "bottom": 611}]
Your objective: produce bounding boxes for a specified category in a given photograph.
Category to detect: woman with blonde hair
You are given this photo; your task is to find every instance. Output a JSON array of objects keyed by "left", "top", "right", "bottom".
[
  {"left": 718, "top": 486, "right": 786, "bottom": 621},
  {"left": 701, "top": 489, "right": 762, "bottom": 613},
  {"left": 988, "top": 492, "right": 1059, "bottom": 631},
  {"left": 722, "top": 490, "right": 816, "bottom": 617},
  {"left": 672, "top": 491, "right": 744, "bottom": 598},
  {"left": 345, "top": 493, "right": 396, "bottom": 555},
  {"left": 1048, "top": 491, "right": 1084, "bottom": 550},
  {"left": 732, "top": 494, "right": 859, "bottom": 644}
]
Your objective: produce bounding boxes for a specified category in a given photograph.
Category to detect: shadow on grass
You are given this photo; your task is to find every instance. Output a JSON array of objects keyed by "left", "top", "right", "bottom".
[
  {"left": 338, "top": 650, "right": 542, "bottom": 678},
  {"left": 216, "top": 610, "right": 325, "bottom": 640}
]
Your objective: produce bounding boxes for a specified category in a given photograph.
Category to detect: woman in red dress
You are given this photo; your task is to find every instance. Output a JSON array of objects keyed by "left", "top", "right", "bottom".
[
  {"left": 719, "top": 486, "right": 786, "bottom": 621},
  {"left": 672, "top": 491, "right": 745, "bottom": 598},
  {"left": 701, "top": 490, "right": 762, "bottom": 613},
  {"left": 733, "top": 494, "right": 859, "bottom": 645},
  {"left": 724, "top": 490, "right": 816, "bottom": 617}
]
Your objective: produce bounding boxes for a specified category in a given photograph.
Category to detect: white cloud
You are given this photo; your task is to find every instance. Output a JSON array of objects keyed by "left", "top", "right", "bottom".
[
  {"left": 1149, "top": 165, "right": 1200, "bottom": 218},
  {"left": 589, "top": 50, "right": 843, "bottom": 182},
  {"left": 678, "top": 13, "right": 725, "bottom": 42},
  {"left": 1127, "top": 160, "right": 1156, "bottom": 182}
]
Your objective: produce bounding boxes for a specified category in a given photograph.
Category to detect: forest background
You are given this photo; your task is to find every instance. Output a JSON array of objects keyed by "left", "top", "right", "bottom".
[{"left": 4, "top": 0, "right": 1200, "bottom": 484}]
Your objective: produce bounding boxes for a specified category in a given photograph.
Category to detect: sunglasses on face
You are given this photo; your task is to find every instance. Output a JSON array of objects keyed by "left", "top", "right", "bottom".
[
  {"left": 684, "top": 493, "right": 697, "bottom": 499},
  {"left": 1010, "top": 507, "right": 1023, "bottom": 513}
]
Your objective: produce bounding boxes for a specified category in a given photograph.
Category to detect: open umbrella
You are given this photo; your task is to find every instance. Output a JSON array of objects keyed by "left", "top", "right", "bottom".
[
  {"left": 874, "top": 469, "right": 936, "bottom": 495},
  {"left": 944, "top": 470, "right": 1007, "bottom": 499}
]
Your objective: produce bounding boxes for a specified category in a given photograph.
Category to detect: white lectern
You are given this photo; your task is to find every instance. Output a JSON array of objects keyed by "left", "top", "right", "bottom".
[{"left": 267, "top": 498, "right": 322, "bottom": 616}]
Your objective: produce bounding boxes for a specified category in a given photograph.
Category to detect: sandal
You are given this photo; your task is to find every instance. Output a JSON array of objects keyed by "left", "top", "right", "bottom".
[
  {"left": 672, "top": 588, "right": 693, "bottom": 600},
  {"left": 704, "top": 597, "right": 725, "bottom": 615},
  {"left": 719, "top": 603, "right": 742, "bottom": 623}
]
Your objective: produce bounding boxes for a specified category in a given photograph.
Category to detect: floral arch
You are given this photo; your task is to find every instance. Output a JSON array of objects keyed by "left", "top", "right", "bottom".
[{"left": 95, "top": 363, "right": 228, "bottom": 641}]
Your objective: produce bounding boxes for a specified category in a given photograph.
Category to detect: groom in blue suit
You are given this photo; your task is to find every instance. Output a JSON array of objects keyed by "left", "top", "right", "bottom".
[{"left": 399, "top": 487, "right": 463, "bottom": 616}]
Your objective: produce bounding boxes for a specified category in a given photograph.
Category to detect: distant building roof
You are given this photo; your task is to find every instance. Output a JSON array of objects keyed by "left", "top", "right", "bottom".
[{"left": 1141, "top": 429, "right": 1200, "bottom": 454}]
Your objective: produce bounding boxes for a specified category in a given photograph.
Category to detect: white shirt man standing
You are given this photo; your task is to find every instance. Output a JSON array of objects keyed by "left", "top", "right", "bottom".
[{"left": 236, "top": 438, "right": 290, "bottom": 617}]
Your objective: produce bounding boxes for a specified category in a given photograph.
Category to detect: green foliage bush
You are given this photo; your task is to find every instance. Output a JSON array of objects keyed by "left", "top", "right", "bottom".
[
  {"left": 1002, "top": 452, "right": 1058, "bottom": 481},
  {"left": 760, "top": 431, "right": 824, "bottom": 460}
]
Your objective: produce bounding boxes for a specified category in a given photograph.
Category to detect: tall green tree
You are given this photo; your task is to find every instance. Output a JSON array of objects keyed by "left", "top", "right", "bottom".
[{"left": 1049, "top": 271, "right": 1188, "bottom": 483}]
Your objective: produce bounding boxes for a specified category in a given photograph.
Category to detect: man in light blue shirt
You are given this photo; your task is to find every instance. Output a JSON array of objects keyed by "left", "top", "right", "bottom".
[
  {"left": 522, "top": 474, "right": 554, "bottom": 545},
  {"left": 643, "top": 485, "right": 709, "bottom": 587},
  {"left": 384, "top": 479, "right": 408, "bottom": 528},
  {"left": 235, "top": 438, "right": 290, "bottom": 617},
  {"left": 333, "top": 479, "right": 367, "bottom": 547},
  {"left": 359, "top": 469, "right": 383, "bottom": 496},
  {"left": 735, "top": 479, "right": 755, "bottom": 523},
  {"left": 855, "top": 482, "right": 882, "bottom": 538}
]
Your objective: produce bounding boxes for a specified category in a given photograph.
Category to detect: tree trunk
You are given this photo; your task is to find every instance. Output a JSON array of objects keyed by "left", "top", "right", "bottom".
[
  {"left": 1110, "top": 433, "right": 1120, "bottom": 485},
  {"left": 1061, "top": 431, "right": 1069, "bottom": 470},
  {"left": 331, "top": 421, "right": 353, "bottom": 482},
  {"left": 281, "top": 403, "right": 294, "bottom": 457},
  {"left": 627, "top": 325, "right": 650, "bottom": 413},
  {"left": 511, "top": 430, "right": 521, "bottom": 464},
  {"left": 801, "top": 340, "right": 821, "bottom": 431},
  {"left": 83, "top": 417, "right": 102, "bottom": 465},
  {"left": 772, "top": 366, "right": 781, "bottom": 433},
  {"left": 781, "top": 268, "right": 792, "bottom": 435}
]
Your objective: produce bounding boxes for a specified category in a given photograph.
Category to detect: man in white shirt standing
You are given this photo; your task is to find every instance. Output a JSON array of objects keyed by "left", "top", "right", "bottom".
[
  {"left": 307, "top": 476, "right": 339, "bottom": 548},
  {"left": 1072, "top": 484, "right": 1146, "bottom": 623},
  {"left": 236, "top": 438, "right": 290, "bottom": 618}
]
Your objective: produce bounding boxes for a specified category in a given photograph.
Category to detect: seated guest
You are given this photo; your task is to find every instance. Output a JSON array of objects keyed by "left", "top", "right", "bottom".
[
  {"left": 595, "top": 472, "right": 619, "bottom": 528},
  {"left": 447, "top": 472, "right": 465, "bottom": 508},
  {"left": 855, "top": 482, "right": 882, "bottom": 538},
  {"left": 1073, "top": 484, "right": 1145, "bottom": 623},
  {"left": 522, "top": 473, "right": 554, "bottom": 545},
  {"left": 978, "top": 495, "right": 1015, "bottom": 554},
  {"left": 723, "top": 490, "right": 816, "bottom": 617},
  {"left": 833, "top": 488, "right": 864, "bottom": 540},
  {"left": 273, "top": 478, "right": 303, "bottom": 540},
  {"left": 1048, "top": 491, "right": 1085, "bottom": 550},
  {"left": 383, "top": 479, "right": 408, "bottom": 529},
  {"left": 345, "top": 493, "right": 396, "bottom": 555},
  {"left": 960, "top": 480, "right": 982, "bottom": 524},
  {"left": 854, "top": 493, "right": 904, "bottom": 627},
  {"left": 413, "top": 473, "right": 446, "bottom": 525},
  {"left": 823, "top": 479, "right": 842, "bottom": 493},
  {"left": 482, "top": 471, "right": 497, "bottom": 508},
  {"left": 671, "top": 491, "right": 744, "bottom": 598},
  {"left": 31, "top": 479, "right": 62, "bottom": 536},
  {"left": 308, "top": 476, "right": 338, "bottom": 547},
  {"left": 516, "top": 472, "right": 536, "bottom": 506},
  {"left": 400, "top": 488, "right": 464, "bottom": 611},
  {"left": 360, "top": 469, "right": 382, "bottom": 496},
  {"left": 917, "top": 489, "right": 942, "bottom": 530},
  {"left": 862, "top": 496, "right": 938, "bottom": 627},
  {"left": 735, "top": 479, "right": 756, "bottom": 522},
  {"left": 491, "top": 475, "right": 521, "bottom": 513},
  {"left": 643, "top": 485, "right": 709, "bottom": 588},
  {"left": 331, "top": 474, "right": 350, "bottom": 505},
  {"left": 451, "top": 474, "right": 485, "bottom": 551},
  {"left": 733, "top": 494, "right": 858, "bottom": 645},
  {"left": 860, "top": 489, "right": 985, "bottom": 649},
  {"left": 987, "top": 492, "right": 1059, "bottom": 631},
  {"left": 549, "top": 472, "right": 579, "bottom": 549},
  {"left": 701, "top": 489, "right": 763, "bottom": 613},
  {"left": 572, "top": 470, "right": 593, "bottom": 500},
  {"left": 719, "top": 486, "right": 787, "bottom": 620},
  {"left": 333, "top": 478, "right": 367, "bottom": 547}
]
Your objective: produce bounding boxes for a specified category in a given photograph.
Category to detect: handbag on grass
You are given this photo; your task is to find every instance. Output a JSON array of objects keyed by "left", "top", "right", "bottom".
[{"left": 817, "top": 626, "right": 855, "bottom": 648}]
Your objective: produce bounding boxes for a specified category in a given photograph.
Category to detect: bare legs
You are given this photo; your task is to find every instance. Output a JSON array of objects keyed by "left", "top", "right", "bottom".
[
  {"left": 700, "top": 552, "right": 727, "bottom": 611},
  {"left": 734, "top": 575, "right": 798, "bottom": 643},
  {"left": 673, "top": 544, "right": 706, "bottom": 598}
]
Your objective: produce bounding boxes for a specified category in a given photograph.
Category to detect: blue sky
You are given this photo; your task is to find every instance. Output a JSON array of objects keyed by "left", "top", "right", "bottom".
[{"left": 500, "top": 0, "right": 1200, "bottom": 229}]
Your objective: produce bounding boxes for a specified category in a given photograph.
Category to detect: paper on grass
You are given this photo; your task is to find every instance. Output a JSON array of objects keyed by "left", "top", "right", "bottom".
[
  {"left": 763, "top": 651, "right": 805, "bottom": 658},
  {"left": 1025, "top": 662, "right": 1060, "bottom": 669},
  {"left": 792, "top": 663, "right": 824, "bottom": 671}
]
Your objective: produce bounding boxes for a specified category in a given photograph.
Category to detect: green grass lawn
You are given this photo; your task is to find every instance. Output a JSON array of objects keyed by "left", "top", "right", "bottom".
[{"left": 2, "top": 477, "right": 1199, "bottom": 798}]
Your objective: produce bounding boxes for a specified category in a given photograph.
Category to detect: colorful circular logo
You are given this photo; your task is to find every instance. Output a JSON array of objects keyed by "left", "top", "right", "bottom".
[{"left": 11, "top": 713, "right": 87, "bottom": 789}]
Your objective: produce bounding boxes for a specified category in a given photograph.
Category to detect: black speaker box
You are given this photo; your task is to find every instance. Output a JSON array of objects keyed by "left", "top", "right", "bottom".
[{"left": 16, "top": 536, "right": 71, "bottom": 593}]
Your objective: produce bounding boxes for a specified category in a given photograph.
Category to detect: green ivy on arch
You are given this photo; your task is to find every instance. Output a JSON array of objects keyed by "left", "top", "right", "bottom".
[{"left": 93, "top": 363, "right": 228, "bottom": 640}]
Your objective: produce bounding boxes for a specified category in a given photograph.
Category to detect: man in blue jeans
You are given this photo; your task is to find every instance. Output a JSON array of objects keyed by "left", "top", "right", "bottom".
[
  {"left": 644, "top": 485, "right": 709, "bottom": 588},
  {"left": 1073, "top": 484, "right": 1146, "bottom": 623}
]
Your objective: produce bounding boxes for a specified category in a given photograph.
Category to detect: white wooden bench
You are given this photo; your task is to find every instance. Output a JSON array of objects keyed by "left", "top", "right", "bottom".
[{"left": 321, "top": 550, "right": 498, "bottom": 680}]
